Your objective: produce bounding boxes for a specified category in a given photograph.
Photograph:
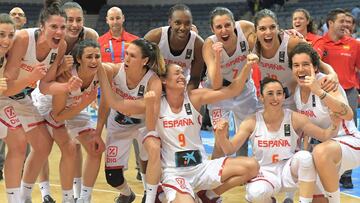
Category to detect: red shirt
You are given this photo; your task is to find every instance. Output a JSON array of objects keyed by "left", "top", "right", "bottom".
[
  {"left": 313, "top": 33, "right": 360, "bottom": 89},
  {"left": 98, "top": 30, "right": 139, "bottom": 63},
  {"left": 305, "top": 32, "right": 321, "bottom": 46}
]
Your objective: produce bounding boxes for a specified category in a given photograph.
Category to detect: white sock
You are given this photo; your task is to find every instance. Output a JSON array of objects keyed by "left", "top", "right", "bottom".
[
  {"left": 299, "top": 196, "right": 313, "bottom": 203},
  {"left": 141, "top": 173, "right": 147, "bottom": 190},
  {"left": 145, "top": 183, "right": 158, "bottom": 203},
  {"left": 73, "top": 177, "right": 82, "bottom": 199},
  {"left": 20, "top": 181, "right": 34, "bottom": 201},
  {"left": 79, "top": 185, "right": 93, "bottom": 201},
  {"left": 39, "top": 181, "right": 51, "bottom": 199},
  {"left": 63, "top": 189, "right": 73, "bottom": 201},
  {"left": 206, "top": 190, "right": 219, "bottom": 199},
  {"left": 325, "top": 189, "right": 340, "bottom": 203},
  {"left": 6, "top": 188, "right": 21, "bottom": 203},
  {"left": 119, "top": 184, "right": 132, "bottom": 196}
]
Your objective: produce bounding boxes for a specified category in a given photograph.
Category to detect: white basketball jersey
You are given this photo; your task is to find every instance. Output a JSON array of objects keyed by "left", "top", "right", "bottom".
[
  {"left": 207, "top": 21, "right": 250, "bottom": 82},
  {"left": 249, "top": 109, "right": 300, "bottom": 166},
  {"left": 18, "top": 28, "right": 59, "bottom": 89},
  {"left": 295, "top": 73, "right": 359, "bottom": 138},
  {"left": 107, "top": 64, "right": 154, "bottom": 133},
  {"left": 257, "top": 33, "right": 294, "bottom": 106},
  {"left": 158, "top": 26, "right": 196, "bottom": 81},
  {"left": 66, "top": 66, "right": 99, "bottom": 108},
  {"left": 156, "top": 93, "right": 207, "bottom": 168}
]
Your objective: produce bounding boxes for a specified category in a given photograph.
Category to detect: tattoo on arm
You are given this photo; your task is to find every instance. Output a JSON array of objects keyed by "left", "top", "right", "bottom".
[{"left": 333, "top": 103, "right": 348, "bottom": 116}]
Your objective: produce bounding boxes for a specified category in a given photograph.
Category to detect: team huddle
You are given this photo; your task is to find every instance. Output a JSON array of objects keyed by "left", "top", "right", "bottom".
[{"left": 0, "top": 0, "right": 359, "bottom": 203}]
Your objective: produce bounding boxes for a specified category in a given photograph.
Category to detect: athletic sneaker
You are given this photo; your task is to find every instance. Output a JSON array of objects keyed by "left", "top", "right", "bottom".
[
  {"left": 283, "top": 198, "right": 293, "bottom": 203},
  {"left": 43, "top": 195, "right": 56, "bottom": 203},
  {"left": 115, "top": 191, "right": 136, "bottom": 203}
]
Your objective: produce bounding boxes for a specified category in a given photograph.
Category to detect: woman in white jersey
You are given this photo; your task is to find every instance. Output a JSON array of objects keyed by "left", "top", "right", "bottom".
[
  {"left": 202, "top": 7, "right": 260, "bottom": 159},
  {"left": 144, "top": 53, "right": 260, "bottom": 203},
  {"left": 2, "top": 1, "right": 82, "bottom": 202},
  {"left": 253, "top": 9, "right": 338, "bottom": 110},
  {"left": 0, "top": 13, "right": 25, "bottom": 203},
  {"left": 33, "top": 2, "right": 100, "bottom": 201},
  {"left": 215, "top": 77, "right": 341, "bottom": 203},
  {"left": 289, "top": 43, "right": 360, "bottom": 203},
  {"left": 97, "top": 38, "right": 164, "bottom": 203}
]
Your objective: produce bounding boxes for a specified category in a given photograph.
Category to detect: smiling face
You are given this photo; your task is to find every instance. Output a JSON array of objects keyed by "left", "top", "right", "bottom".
[
  {"left": 65, "top": 8, "right": 84, "bottom": 39},
  {"left": 42, "top": 15, "right": 66, "bottom": 49},
  {"left": 164, "top": 64, "right": 186, "bottom": 90},
  {"left": 256, "top": 16, "right": 278, "bottom": 51},
  {"left": 291, "top": 53, "right": 317, "bottom": 86},
  {"left": 211, "top": 14, "right": 235, "bottom": 42},
  {"left": 329, "top": 13, "right": 347, "bottom": 38},
  {"left": 292, "top": 11, "right": 309, "bottom": 33},
  {"left": 169, "top": 10, "right": 192, "bottom": 40},
  {"left": 77, "top": 46, "right": 101, "bottom": 74},
  {"left": 260, "top": 81, "right": 285, "bottom": 108},
  {"left": 0, "top": 23, "right": 15, "bottom": 57}
]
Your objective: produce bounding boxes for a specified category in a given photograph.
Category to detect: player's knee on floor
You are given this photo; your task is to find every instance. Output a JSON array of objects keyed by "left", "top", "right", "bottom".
[
  {"left": 105, "top": 168, "right": 125, "bottom": 188},
  {"left": 246, "top": 182, "right": 273, "bottom": 202},
  {"left": 293, "top": 151, "right": 316, "bottom": 182}
]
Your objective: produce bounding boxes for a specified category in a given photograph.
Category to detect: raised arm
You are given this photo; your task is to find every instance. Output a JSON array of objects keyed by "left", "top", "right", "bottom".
[
  {"left": 215, "top": 116, "right": 255, "bottom": 155},
  {"left": 202, "top": 39, "right": 223, "bottom": 90},
  {"left": 190, "top": 53, "right": 258, "bottom": 111},
  {"left": 187, "top": 35, "right": 204, "bottom": 90},
  {"left": 304, "top": 68, "right": 353, "bottom": 120},
  {"left": 97, "top": 62, "right": 146, "bottom": 115}
]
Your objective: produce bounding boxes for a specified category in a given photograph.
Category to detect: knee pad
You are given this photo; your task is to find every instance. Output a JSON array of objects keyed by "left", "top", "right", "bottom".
[
  {"left": 246, "top": 181, "right": 273, "bottom": 202},
  {"left": 105, "top": 168, "right": 125, "bottom": 188},
  {"left": 292, "top": 151, "right": 316, "bottom": 182}
]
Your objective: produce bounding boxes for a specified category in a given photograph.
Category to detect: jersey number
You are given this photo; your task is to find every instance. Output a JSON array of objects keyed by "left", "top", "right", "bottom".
[
  {"left": 232, "top": 69, "right": 239, "bottom": 79},
  {"left": 272, "top": 154, "right": 279, "bottom": 163},
  {"left": 178, "top": 133, "right": 186, "bottom": 147}
]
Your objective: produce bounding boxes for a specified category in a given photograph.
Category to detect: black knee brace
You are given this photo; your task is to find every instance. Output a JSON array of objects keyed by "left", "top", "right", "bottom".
[{"left": 105, "top": 168, "right": 125, "bottom": 188}]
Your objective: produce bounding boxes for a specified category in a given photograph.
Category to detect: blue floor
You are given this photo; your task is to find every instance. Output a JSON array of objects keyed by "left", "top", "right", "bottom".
[{"left": 200, "top": 127, "right": 360, "bottom": 198}]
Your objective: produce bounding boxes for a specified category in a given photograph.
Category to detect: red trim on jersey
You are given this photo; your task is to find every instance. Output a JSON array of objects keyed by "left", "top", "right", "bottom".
[
  {"left": 248, "top": 178, "right": 275, "bottom": 189},
  {"left": 45, "top": 120, "right": 65, "bottom": 129},
  {"left": 28, "top": 120, "right": 47, "bottom": 127},
  {"left": 105, "top": 166, "right": 124, "bottom": 170},
  {"left": 161, "top": 183, "right": 191, "bottom": 195},
  {"left": 341, "top": 120, "right": 353, "bottom": 135},
  {"left": 313, "top": 194, "right": 325, "bottom": 198},
  {"left": 79, "top": 128, "right": 95, "bottom": 135},
  {"left": 218, "top": 157, "right": 229, "bottom": 178},
  {"left": 0, "top": 118, "right": 22, "bottom": 129},
  {"left": 338, "top": 140, "right": 360, "bottom": 150},
  {"left": 142, "top": 135, "right": 161, "bottom": 144}
]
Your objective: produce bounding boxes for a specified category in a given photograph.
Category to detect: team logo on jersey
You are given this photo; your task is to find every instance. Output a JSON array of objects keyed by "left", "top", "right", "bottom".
[
  {"left": 279, "top": 51, "right": 285, "bottom": 63},
  {"left": 49, "top": 53, "right": 57, "bottom": 64},
  {"left": 185, "top": 49, "right": 192, "bottom": 59},
  {"left": 284, "top": 124, "right": 290, "bottom": 136},
  {"left": 343, "top": 45, "right": 350, "bottom": 50},
  {"left": 138, "top": 85, "right": 145, "bottom": 96},
  {"left": 105, "top": 48, "right": 111, "bottom": 53},
  {"left": 0, "top": 57, "right": 4, "bottom": 68},
  {"left": 184, "top": 103, "right": 192, "bottom": 115},
  {"left": 322, "top": 50, "right": 328, "bottom": 57},
  {"left": 240, "top": 41, "right": 246, "bottom": 52}
]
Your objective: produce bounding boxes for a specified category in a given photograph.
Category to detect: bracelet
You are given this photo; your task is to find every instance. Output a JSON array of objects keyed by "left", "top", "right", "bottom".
[{"left": 319, "top": 91, "right": 327, "bottom": 100}]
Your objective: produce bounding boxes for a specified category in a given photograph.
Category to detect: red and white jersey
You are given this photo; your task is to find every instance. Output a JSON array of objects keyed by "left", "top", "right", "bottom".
[
  {"left": 18, "top": 28, "right": 59, "bottom": 89},
  {"left": 249, "top": 109, "right": 300, "bottom": 166},
  {"left": 156, "top": 93, "right": 206, "bottom": 168},
  {"left": 158, "top": 26, "right": 196, "bottom": 81},
  {"left": 256, "top": 33, "right": 294, "bottom": 107},
  {"left": 294, "top": 73, "right": 359, "bottom": 138},
  {"left": 66, "top": 66, "right": 99, "bottom": 108},
  {"left": 207, "top": 21, "right": 250, "bottom": 82},
  {"left": 107, "top": 64, "right": 154, "bottom": 134}
]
